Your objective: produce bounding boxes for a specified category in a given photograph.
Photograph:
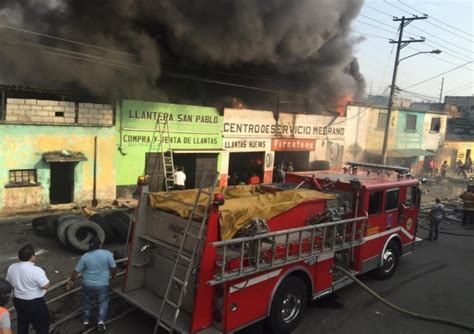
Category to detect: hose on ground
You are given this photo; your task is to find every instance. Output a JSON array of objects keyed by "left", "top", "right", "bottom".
[
  {"left": 334, "top": 265, "right": 474, "bottom": 332},
  {"left": 418, "top": 219, "right": 474, "bottom": 237}
]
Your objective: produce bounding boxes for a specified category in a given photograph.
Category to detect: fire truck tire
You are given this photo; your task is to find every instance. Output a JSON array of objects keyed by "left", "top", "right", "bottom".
[
  {"left": 265, "top": 276, "right": 307, "bottom": 334},
  {"left": 372, "top": 240, "right": 400, "bottom": 280}
]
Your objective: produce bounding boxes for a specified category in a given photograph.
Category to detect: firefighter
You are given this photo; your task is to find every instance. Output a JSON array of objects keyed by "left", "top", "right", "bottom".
[
  {"left": 460, "top": 183, "right": 474, "bottom": 226},
  {"left": 428, "top": 197, "right": 445, "bottom": 241}
]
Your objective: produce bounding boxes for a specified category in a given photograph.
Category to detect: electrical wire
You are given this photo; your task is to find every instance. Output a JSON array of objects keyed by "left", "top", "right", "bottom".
[
  {"left": 397, "top": 0, "right": 474, "bottom": 40},
  {"left": 0, "top": 23, "right": 136, "bottom": 57},
  {"left": 352, "top": 31, "right": 390, "bottom": 40},
  {"left": 354, "top": 19, "right": 398, "bottom": 35},
  {"left": 335, "top": 265, "right": 474, "bottom": 332},
  {"left": 403, "top": 61, "right": 474, "bottom": 89},
  {"left": 446, "top": 81, "right": 474, "bottom": 95},
  {"left": 364, "top": 3, "right": 473, "bottom": 62},
  {"left": 444, "top": 83, "right": 473, "bottom": 96}
]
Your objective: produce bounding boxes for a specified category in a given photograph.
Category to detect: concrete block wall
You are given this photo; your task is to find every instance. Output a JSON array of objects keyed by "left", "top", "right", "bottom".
[
  {"left": 78, "top": 103, "right": 114, "bottom": 126},
  {"left": 5, "top": 99, "right": 113, "bottom": 126},
  {"left": 6, "top": 98, "right": 75, "bottom": 124}
]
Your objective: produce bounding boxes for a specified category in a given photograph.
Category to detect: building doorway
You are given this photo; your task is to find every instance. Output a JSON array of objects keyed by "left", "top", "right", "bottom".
[
  {"left": 50, "top": 162, "right": 75, "bottom": 204},
  {"left": 274, "top": 151, "right": 310, "bottom": 172},
  {"left": 228, "top": 152, "right": 265, "bottom": 185},
  {"left": 146, "top": 152, "right": 219, "bottom": 191},
  {"left": 174, "top": 153, "right": 218, "bottom": 189}
]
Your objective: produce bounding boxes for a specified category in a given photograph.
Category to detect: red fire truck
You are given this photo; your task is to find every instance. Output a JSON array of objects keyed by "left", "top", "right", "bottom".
[{"left": 116, "top": 162, "right": 421, "bottom": 333}]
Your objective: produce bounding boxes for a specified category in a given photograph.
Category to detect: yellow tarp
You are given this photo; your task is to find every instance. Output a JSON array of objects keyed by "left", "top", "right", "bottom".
[{"left": 148, "top": 185, "right": 336, "bottom": 240}]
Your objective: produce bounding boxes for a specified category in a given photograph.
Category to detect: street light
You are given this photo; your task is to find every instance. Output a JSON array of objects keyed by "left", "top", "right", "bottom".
[
  {"left": 381, "top": 49, "right": 442, "bottom": 165},
  {"left": 398, "top": 49, "right": 442, "bottom": 63}
]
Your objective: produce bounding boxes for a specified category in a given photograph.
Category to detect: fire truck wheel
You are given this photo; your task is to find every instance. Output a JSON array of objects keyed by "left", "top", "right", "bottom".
[
  {"left": 372, "top": 240, "right": 400, "bottom": 280},
  {"left": 266, "top": 275, "right": 307, "bottom": 334}
]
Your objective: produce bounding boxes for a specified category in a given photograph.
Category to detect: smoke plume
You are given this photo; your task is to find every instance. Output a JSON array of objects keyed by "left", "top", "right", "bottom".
[{"left": 0, "top": 0, "right": 365, "bottom": 112}]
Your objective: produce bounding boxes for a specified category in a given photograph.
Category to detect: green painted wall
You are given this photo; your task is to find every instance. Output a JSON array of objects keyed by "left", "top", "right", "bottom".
[
  {"left": 116, "top": 100, "right": 223, "bottom": 186},
  {"left": 395, "top": 110, "right": 424, "bottom": 149},
  {"left": 0, "top": 124, "right": 116, "bottom": 210}
]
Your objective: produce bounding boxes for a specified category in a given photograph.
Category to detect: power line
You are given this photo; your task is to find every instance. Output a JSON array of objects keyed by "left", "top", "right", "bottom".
[
  {"left": 406, "top": 25, "right": 473, "bottom": 55},
  {"left": 354, "top": 19, "right": 399, "bottom": 35},
  {"left": 0, "top": 23, "right": 136, "bottom": 58},
  {"left": 444, "top": 82, "right": 473, "bottom": 96},
  {"left": 359, "top": 14, "right": 399, "bottom": 30},
  {"left": 364, "top": 4, "right": 394, "bottom": 18},
  {"left": 397, "top": 0, "right": 474, "bottom": 39},
  {"left": 371, "top": 2, "right": 473, "bottom": 60},
  {"left": 403, "top": 61, "right": 474, "bottom": 89},
  {"left": 352, "top": 31, "right": 390, "bottom": 40},
  {"left": 407, "top": 46, "right": 473, "bottom": 72}
]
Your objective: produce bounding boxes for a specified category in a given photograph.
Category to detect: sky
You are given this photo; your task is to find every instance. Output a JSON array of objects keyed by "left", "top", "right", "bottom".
[{"left": 352, "top": 0, "right": 473, "bottom": 102}]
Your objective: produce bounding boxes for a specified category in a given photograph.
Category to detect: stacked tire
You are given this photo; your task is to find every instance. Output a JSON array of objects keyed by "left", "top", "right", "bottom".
[{"left": 32, "top": 210, "right": 131, "bottom": 253}]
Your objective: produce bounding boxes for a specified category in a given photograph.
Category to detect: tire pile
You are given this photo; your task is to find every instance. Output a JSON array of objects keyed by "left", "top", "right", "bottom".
[{"left": 32, "top": 210, "right": 132, "bottom": 253}]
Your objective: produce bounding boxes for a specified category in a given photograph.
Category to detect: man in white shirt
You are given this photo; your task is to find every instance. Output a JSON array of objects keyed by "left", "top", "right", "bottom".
[
  {"left": 174, "top": 166, "right": 186, "bottom": 190},
  {"left": 6, "top": 244, "right": 50, "bottom": 334}
]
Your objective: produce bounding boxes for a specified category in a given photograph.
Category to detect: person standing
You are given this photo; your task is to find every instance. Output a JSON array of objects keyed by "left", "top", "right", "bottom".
[
  {"left": 460, "top": 184, "right": 474, "bottom": 226},
  {"left": 428, "top": 160, "right": 435, "bottom": 176},
  {"left": 287, "top": 161, "right": 294, "bottom": 173},
  {"left": 428, "top": 197, "right": 445, "bottom": 241},
  {"left": 466, "top": 156, "right": 472, "bottom": 173},
  {"left": 0, "top": 279, "right": 13, "bottom": 334},
  {"left": 67, "top": 237, "right": 117, "bottom": 333},
  {"left": 440, "top": 160, "right": 449, "bottom": 178},
  {"left": 6, "top": 244, "right": 50, "bottom": 334},
  {"left": 173, "top": 166, "right": 186, "bottom": 190}
]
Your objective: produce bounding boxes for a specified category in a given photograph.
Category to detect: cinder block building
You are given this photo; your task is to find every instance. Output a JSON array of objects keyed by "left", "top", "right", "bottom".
[{"left": 0, "top": 86, "right": 116, "bottom": 213}]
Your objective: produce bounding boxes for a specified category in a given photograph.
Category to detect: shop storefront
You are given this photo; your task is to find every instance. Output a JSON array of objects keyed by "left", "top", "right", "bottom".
[
  {"left": 116, "top": 100, "right": 223, "bottom": 195},
  {"left": 222, "top": 108, "right": 346, "bottom": 185}
]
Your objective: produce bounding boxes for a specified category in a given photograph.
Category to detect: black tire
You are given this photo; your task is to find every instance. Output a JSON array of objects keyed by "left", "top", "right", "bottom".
[
  {"left": 90, "top": 213, "right": 117, "bottom": 243},
  {"left": 105, "top": 211, "right": 131, "bottom": 243},
  {"left": 66, "top": 220, "right": 106, "bottom": 253},
  {"left": 371, "top": 240, "right": 400, "bottom": 280},
  {"left": 265, "top": 276, "right": 307, "bottom": 334},
  {"left": 32, "top": 215, "right": 59, "bottom": 237},
  {"left": 57, "top": 215, "right": 88, "bottom": 247}
]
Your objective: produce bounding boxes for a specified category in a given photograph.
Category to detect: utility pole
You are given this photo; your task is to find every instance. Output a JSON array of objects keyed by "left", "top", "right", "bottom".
[
  {"left": 439, "top": 77, "right": 444, "bottom": 103},
  {"left": 381, "top": 15, "right": 427, "bottom": 165}
]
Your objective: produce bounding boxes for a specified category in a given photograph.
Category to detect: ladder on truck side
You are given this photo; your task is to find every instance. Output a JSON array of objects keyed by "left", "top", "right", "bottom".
[
  {"left": 153, "top": 171, "right": 220, "bottom": 334},
  {"left": 208, "top": 215, "right": 368, "bottom": 285},
  {"left": 147, "top": 119, "right": 175, "bottom": 192}
]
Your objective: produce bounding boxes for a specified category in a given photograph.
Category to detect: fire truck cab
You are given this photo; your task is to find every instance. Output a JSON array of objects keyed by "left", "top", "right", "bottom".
[{"left": 116, "top": 162, "right": 421, "bottom": 334}]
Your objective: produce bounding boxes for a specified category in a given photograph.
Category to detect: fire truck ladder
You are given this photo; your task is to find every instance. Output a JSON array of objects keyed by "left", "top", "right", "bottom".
[
  {"left": 208, "top": 215, "right": 368, "bottom": 285},
  {"left": 154, "top": 171, "right": 220, "bottom": 334},
  {"left": 147, "top": 119, "right": 175, "bottom": 192}
]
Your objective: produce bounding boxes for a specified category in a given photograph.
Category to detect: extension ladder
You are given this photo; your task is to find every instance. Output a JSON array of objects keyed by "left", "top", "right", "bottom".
[
  {"left": 208, "top": 215, "right": 368, "bottom": 285},
  {"left": 153, "top": 171, "right": 220, "bottom": 333},
  {"left": 147, "top": 119, "right": 175, "bottom": 192}
]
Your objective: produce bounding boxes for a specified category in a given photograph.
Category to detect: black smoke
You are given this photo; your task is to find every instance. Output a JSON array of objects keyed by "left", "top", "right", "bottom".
[{"left": 0, "top": 0, "right": 365, "bottom": 112}]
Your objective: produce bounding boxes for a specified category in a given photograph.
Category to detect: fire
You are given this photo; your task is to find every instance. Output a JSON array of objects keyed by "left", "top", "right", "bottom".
[{"left": 335, "top": 95, "right": 353, "bottom": 116}]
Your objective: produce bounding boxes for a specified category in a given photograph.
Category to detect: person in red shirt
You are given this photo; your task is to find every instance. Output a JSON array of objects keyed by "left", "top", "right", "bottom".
[
  {"left": 429, "top": 160, "right": 435, "bottom": 176},
  {"left": 248, "top": 172, "right": 260, "bottom": 185}
]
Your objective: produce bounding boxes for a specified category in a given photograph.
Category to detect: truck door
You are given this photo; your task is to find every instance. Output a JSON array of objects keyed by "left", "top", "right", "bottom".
[
  {"left": 383, "top": 188, "right": 400, "bottom": 232},
  {"left": 399, "top": 185, "right": 419, "bottom": 252}
]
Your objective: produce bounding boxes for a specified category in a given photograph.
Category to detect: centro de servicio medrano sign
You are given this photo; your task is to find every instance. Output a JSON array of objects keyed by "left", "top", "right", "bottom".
[{"left": 223, "top": 108, "right": 345, "bottom": 139}]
